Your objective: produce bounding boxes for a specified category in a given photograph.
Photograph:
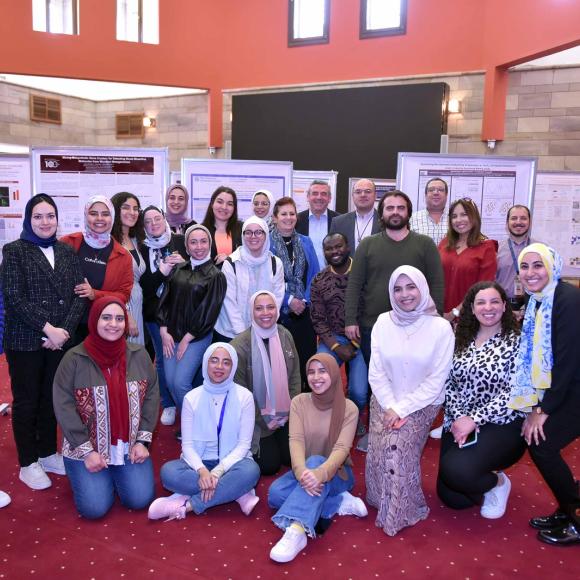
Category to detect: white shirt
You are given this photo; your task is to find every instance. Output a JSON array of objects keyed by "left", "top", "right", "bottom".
[
  {"left": 409, "top": 209, "right": 448, "bottom": 246},
  {"left": 40, "top": 245, "right": 55, "bottom": 268},
  {"left": 369, "top": 312, "right": 455, "bottom": 418},
  {"left": 354, "top": 210, "right": 375, "bottom": 250},
  {"left": 308, "top": 210, "right": 329, "bottom": 269}
]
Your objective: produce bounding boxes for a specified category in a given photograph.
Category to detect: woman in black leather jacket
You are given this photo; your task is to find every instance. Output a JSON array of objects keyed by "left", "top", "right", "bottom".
[{"left": 157, "top": 224, "right": 226, "bottom": 414}]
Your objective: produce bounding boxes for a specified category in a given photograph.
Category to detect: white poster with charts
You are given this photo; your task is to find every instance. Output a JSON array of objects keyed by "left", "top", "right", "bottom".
[{"left": 396, "top": 153, "right": 537, "bottom": 241}]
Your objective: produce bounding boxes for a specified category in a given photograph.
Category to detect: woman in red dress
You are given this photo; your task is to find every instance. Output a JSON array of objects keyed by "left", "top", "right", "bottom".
[{"left": 438, "top": 198, "right": 497, "bottom": 323}]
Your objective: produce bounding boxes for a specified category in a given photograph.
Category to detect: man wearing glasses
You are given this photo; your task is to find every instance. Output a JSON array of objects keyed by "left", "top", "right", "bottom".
[
  {"left": 409, "top": 177, "right": 449, "bottom": 246},
  {"left": 329, "top": 178, "right": 381, "bottom": 255}
]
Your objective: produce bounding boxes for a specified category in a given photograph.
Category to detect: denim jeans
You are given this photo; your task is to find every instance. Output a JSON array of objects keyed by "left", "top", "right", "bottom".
[
  {"left": 268, "top": 455, "right": 355, "bottom": 537},
  {"left": 317, "top": 336, "right": 368, "bottom": 411},
  {"left": 64, "top": 456, "right": 155, "bottom": 519},
  {"left": 145, "top": 321, "right": 173, "bottom": 409},
  {"left": 163, "top": 333, "right": 212, "bottom": 412},
  {"left": 160, "top": 457, "right": 260, "bottom": 514}
]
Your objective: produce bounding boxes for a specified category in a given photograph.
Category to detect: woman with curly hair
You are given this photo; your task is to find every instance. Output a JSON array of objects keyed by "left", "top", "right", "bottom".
[{"left": 437, "top": 281, "right": 526, "bottom": 519}]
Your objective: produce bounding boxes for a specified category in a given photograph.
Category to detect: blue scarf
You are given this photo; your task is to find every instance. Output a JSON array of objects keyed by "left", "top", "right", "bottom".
[
  {"left": 19, "top": 194, "right": 58, "bottom": 248},
  {"left": 270, "top": 228, "right": 306, "bottom": 304}
]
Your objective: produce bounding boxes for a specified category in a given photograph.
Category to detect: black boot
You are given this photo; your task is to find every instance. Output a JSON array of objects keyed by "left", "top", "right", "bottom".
[
  {"left": 538, "top": 521, "right": 580, "bottom": 546},
  {"left": 529, "top": 510, "right": 569, "bottom": 530}
]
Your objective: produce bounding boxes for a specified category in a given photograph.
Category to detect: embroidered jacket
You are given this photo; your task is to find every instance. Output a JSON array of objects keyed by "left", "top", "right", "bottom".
[{"left": 53, "top": 342, "right": 159, "bottom": 461}]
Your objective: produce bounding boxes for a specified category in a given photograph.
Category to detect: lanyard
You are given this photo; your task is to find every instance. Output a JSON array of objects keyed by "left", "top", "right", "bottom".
[
  {"left": 508, "top": 239, "right": 522, "bottom": 274},
  {"left": 216, "top": 391, "right": 229, "bottom": 456}
]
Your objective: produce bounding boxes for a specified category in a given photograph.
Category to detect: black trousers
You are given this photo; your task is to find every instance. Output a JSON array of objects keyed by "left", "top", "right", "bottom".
[
  {"left": 528, "top": 402, "right": 580, "bottom": 522},
  {"left": 6, "top": 348, "right": 65, "bottom": 467},
  {"left": 281, "top": 307, "right": 317, "bottom": 391},
  {"left": 437, "top": 418, "right": 526, "bottom": 509},
  {"left": 254, "top": 422, "right": 291, "bottom": 476}
]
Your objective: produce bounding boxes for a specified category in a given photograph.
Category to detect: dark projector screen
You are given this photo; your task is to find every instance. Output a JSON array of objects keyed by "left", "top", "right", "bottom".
[{"left": 232, "top": 83, "right": 449, "bottom": 212}]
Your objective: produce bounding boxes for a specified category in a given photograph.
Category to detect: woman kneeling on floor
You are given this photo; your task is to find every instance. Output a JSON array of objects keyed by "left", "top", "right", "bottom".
[
  {"left": 53, "top": 296, "right": 159, "bottom": 519},
  {"left": 268, "top": 353, "right": 367, "bottom": 564},
  {"left": 436, "top": 281, "right": 526, "bottom": 519},
  {"left": 148, "top": 342, "right": 261, "bottom": 520}
]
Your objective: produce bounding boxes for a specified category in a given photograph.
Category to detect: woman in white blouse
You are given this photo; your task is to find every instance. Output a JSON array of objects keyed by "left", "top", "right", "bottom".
[
  {"left": 148, "top": 342, "right": 261, "bottom": 520},
  {"left": 366, "top": 265, "right": 454, "bottom": 536}
]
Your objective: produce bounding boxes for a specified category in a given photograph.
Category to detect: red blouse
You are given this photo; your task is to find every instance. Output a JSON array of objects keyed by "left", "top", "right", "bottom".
[{"left": 438, "top": 238, "right": 498, "bottom": 313}]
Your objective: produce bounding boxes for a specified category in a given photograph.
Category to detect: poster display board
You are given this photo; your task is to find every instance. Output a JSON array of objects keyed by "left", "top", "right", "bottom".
[
  {"left": 347, "top": 177, "right": 397, "bottom": 212},
  {"left": 181, "top": 158, "right": 293, "bottom": 222},
  {"left": 31, "top": 147, "right": 168, "bottom": 236},
  {"left": 396, "top": 153, "right": 537, "bottom": 240},
  {"left": 533, "top": 171, "right": 580, "bottom": 277},
  {"left": 292, "top": 170, "right": 338, "bottom": 213},
  {"left": 0, "top": 154, "right": 31, "bottom": 255}
]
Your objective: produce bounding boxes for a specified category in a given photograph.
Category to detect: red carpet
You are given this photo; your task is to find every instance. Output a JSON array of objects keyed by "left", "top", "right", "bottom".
[{"left": 0, "top": 354, "right": 578, "bottom": 579}]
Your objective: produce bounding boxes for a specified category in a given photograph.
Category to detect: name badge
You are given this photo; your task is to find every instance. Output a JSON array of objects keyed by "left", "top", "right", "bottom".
[{"left": 514, "top": 275, "right": 523, "bottom": 297}]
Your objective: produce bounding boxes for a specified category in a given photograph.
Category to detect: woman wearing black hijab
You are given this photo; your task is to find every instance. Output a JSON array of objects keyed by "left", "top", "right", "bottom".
[{"left": 1, "top": 194, "right": 86, "bottom": 491}]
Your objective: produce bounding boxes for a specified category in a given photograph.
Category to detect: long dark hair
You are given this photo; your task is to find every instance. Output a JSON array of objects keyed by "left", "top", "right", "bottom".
[
  {"left": 111, "top": 192, "right": 145, "bottom": 243},
  {"left": 445, "top": 198, "right": 485, "bottom": 250},
  {"left": 454, "top": 281, "right": 520, "bottom": 353},
  {"left": 201, "top": 186, "right": 238, "bottom": 235}
]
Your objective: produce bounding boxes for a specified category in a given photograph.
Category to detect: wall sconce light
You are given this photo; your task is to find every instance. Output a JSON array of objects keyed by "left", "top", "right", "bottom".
[
  {"left": 447, "top": 99, "right": 462, "bottom": 114},
  {"left": 143, "top": 116, "right": 157, "bottom": 128}
]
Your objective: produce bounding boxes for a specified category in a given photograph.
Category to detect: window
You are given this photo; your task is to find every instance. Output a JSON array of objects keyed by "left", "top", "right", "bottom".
[
  {"left": 32, "top": 0, "right": 79, "bottom": 35},
  {"left": 116, "top": 113, "right": 145, "bottom": 139},
  {"left": 360, "top": 0, "right": 407, "bottom": 39},
  {"left": 117, "top": 0, "right": 159, "bottom": 44},
  {"left": 288, "top": 0, "right": 330, "bottom": 47},
  {"left": 30, "top": 95, "right": 62, "bottom": 124}
]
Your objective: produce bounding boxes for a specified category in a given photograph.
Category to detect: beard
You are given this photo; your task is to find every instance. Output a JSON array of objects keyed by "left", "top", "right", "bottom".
[{"left": 384, "top": 215, "right": 410, "bottom": 231}]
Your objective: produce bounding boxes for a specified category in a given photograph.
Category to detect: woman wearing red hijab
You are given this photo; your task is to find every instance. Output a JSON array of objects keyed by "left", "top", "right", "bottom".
[{"left": 53, "top": 296, "right": 159, "bottom": 519}]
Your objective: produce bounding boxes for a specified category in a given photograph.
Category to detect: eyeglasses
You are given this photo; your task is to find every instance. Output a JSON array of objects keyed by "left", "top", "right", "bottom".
[
  {"left": 253, "top": 201, "right": 270, "bottom": 207},
  {"left": 427, "top": 186, "right": 446, "bottom": 193},
  {"left": 243, "top": 229, "right": 266, "bottom": 238},
  {"left": 354, "top": 189, "right": 373, "bottom": 195}
]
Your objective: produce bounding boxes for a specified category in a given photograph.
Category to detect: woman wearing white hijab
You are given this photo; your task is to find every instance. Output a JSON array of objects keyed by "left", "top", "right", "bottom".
[
  {"left": 231, "top": 291, "right": 301, "bottom": 475},
  {"left": 215, "top": 216, "right": 284, "bottom": 341},
  {"left": 366, "top": 265, "right": 454, "bottom": 536},
  {"left": 148, "top": 342, "right": 260, "bottom": 520},
  {"left": 252, "top": 189, "right": 275, "bottom": 224},
  {"left": 61, "top": 195, "right": 133, "bottom": 342}
]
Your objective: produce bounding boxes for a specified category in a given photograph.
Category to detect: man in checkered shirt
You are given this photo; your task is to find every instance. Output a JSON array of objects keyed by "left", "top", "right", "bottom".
[{"left": 409, "top": 177, "right": 449, "bottom": 246}]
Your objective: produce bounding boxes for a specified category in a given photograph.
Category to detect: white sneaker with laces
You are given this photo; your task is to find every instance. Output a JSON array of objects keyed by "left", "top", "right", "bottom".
[
  {"left": 429, "top": 426, "right": 443, "bottom": 439},
  {"left": 481, "top": 472, "right": 511, "bottom": 519},
  {"left": 160, "top": 407, "right": 176, "bottom": 426},
  {"left": 0, "top": 490, "right": 11, "bottom": 508},
  {"left": 337, "top": 491, "right": 368, "bottom": 517},
  {"left": 148, "top": 493, "right": 189, "bottom": 521},
  {"left": 270, "top": 525, "right": 307, "bottom": 563},
  {"left": 19, "top": 462, "right": 52, "bottom": 490},
  {"left": 39, "top": 453, "right": 66, "bottom": 475}
]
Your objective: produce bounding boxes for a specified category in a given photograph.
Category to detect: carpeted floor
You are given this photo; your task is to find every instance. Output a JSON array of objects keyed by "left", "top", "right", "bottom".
[{"left": 0, "top": 354, "right": 578, "bottom": 579}]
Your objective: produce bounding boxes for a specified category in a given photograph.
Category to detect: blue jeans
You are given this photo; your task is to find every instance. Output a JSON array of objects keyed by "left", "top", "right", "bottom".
[
  {"left": 64, "top": 456, "right": 154, "bottom": 519},
  {"left": 163, "top": 333, "right": 212, "bottom": 412},
  {"left": 268, "top": 455, "right": 355, "bottom": 537},
  {"left": 317, "top": 336, "right": 368, "bottom": 411},
  {"left": 160, "top": 457, "right": 260, "bottom": 514},
  {"left": 145, "top": 321, "right": 173, "bottom": 409}
]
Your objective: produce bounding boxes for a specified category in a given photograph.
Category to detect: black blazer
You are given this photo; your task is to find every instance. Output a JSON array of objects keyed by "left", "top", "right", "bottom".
[
  {"left": 139, "top": 233, "right": 188, "bottom": 322},
  {"left": 1, "top": 240, "right": 86, "bottom": 351},
  {"left": 329, "top": 210, "right": 381, "bottom": 256},
  {"left": 296, "top": 209, "right": 339, "bottom": 237}
]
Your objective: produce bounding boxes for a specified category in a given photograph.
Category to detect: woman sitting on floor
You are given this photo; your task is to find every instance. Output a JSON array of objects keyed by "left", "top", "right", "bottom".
[
  {"left": 436, "top": 281, "right": 526, "bottom": 519},
  {"left": 148, "top": 342, "right": 261, "bottom": 520},
  {"left": 53, "top": 296, "right": 159, "bottom": 519},
  {"left": 268, "top": 353, "right": 367, "bottom": 564},
  {"left": 231, "top": 291, "right": 301, "bottom": 475}
]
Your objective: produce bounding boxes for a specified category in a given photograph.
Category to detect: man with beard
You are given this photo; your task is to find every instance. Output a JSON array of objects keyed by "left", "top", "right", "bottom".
[
  {"left": 409, "top": 177, "right": 449, "bottom": 245},
  {"left": 310, "top": 233, "right": 368, "bottom": 417},
  {"left": 345, "top": 191, "right": 444, "bottom": 368},
  {"left": 496, "top": 205, "right": 536, "bottom": 310}
]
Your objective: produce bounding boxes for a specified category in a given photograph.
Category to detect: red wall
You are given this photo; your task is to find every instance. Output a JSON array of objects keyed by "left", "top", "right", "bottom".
[{"left": 0, "top": 0, "right": 579, "bottom": 144}]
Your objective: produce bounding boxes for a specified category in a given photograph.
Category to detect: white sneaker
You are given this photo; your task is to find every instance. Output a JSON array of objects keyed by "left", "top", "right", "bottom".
[
  {"left": 236, "top": 488, "right": 260, "bottom": 516},
  {"left": 481, "top": 472, "right": 512, "bottom": 519},
  {"left": 39, "top": 453, "right": 66, "bottom": 475},
  {"left": 160, "top": 407, "right": 176, "bottom": 426},
  {"left": 19, "top": 462, "right": 52, "bottom": 490},
  {"left": 0, "top": 490, "right": 11, "bottom": 508},
  {"left": 429, "top": 426, "right": 443, "bottom": 439},
  {"left": 270, "top": 525, "right": 307, "bottom": 563},
  {"left": 337, "top": 491, "right": 368, "bottom": 517}
]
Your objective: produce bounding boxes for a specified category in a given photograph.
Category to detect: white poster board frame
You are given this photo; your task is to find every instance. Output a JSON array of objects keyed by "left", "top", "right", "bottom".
[
  {"left": 181, "top": 158, "right": 293, "bottom": 222},
  {"left": 31, "top": 146, "right": 169, "bottom": 236},
  {"left": 396, "top": 153, "right": 537, "bottom": 241}
]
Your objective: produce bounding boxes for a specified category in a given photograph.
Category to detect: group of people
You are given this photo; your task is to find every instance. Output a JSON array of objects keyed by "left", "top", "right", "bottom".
[{"left": 0, "top": 176, "right": 578, "bottom": 562}]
